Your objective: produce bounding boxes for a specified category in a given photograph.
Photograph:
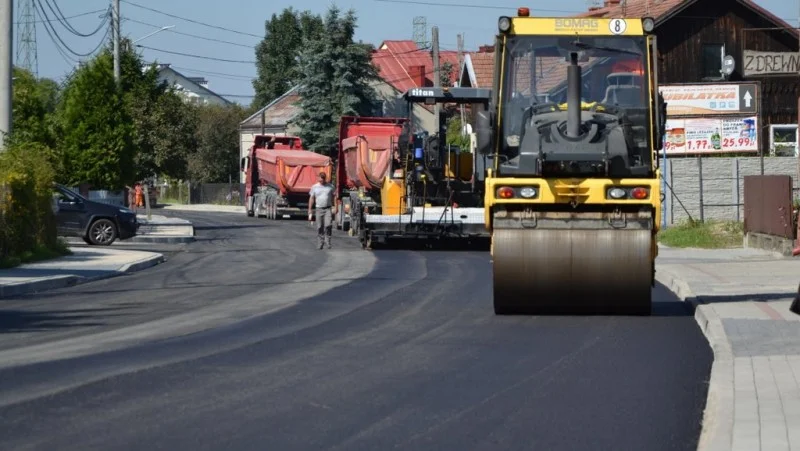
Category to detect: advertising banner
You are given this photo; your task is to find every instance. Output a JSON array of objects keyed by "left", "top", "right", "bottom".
[
  {"left": 659, "top": 83, "right": 758, "bottom": 116},
  {"left": 663, "top": 116, "right": 758, "bottom": 155}
]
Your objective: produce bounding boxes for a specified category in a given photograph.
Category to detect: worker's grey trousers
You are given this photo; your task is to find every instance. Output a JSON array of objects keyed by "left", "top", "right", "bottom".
[{"left": 316, "top": 207, "right": 332, "bottom": 248}]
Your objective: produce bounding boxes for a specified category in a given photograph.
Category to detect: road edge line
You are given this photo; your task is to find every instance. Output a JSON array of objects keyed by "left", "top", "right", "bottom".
[{"left": 655, "top": 268, "right": 734, "bottom": 451}]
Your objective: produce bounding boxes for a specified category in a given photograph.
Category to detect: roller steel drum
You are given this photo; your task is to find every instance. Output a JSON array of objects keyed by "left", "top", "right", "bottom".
[{"left": 492, "top": 228, "right": 652, "bottom": 315}]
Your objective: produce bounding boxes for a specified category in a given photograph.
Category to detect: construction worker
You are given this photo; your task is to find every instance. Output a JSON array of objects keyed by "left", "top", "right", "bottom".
[
  {"left": 308, "top": 172, "right": 336, "bottom": 249},
  {"left": 134, "top": 183, "right": 144, "bottom": 208}
]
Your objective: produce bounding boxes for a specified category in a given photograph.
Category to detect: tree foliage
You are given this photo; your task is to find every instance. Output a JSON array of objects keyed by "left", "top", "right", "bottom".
[
  {"left": 8, "top": 68, "right": 61, "bottom": 170},
  {"left": 294, "top": 5, "right": 380, "bottom": 153},
  {"left": 188, "top": 104, "right": 248, "bottom": 183},
  {"left": 252, "top": 8, "right": 323, "bottom": 109},
  {"left": 0, "top": 141, "right": 66, "bottom": 267},
  {"left": 56, "top": 49, "right": 136, "bottom": 190}
]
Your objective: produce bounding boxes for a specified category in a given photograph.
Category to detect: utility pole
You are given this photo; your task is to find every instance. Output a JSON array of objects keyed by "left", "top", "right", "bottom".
[
  {"left": 457, "top": 33, "right": 466, "bottom": 142},
  {"left": 0, "top": 0, "right": 12, "bottom": 151},
  {"left": 431, "top": 26, "right": 440, "bottom": 137},
  {"left": 113, "top": 0, "right": 121, "bottom": 83}
]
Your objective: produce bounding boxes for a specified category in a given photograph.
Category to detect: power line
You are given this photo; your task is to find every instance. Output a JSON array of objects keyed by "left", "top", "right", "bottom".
[
  {"left": 12, "top": 8, "right": 105, "bottom": 25},
  {"left": 142, "top": 62, "right": 254, "bottom": 80},
  {"left": 41, "top": 0, "right": 109, "bottom": 37},
  {"left": 372, "top": 0, "right": 581, "bottom": 13},
  {"left": 123, "top": 17, "right": 254, "bottom": 48},
  {"left": 169, "top": 66, "right": 253, "bottom": 80},
  {"left": 121, "top": 0, "right": 262, "bottom": 39},
  {"left": 34, "top": 0, "right": 109, "bottom": 58},
  {"left": 136, "top": 45, "right": 256, "bottom": 64}
]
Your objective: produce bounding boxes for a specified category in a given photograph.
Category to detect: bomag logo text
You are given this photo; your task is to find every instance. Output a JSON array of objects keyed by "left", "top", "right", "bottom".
[{"left": 554, "top": 19, "right": 598, "bottom": 29}]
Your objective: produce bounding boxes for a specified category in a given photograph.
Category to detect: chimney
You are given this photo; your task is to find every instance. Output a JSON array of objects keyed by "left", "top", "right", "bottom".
[
  {"left": 603, "top": 0, "right": 621, "bottom": 6},
  {"left": 409, "top": 65, "right": 427, "bottom": 87},
  {"left": 478, "top": 45, "right": 495, "bottom": 53}
]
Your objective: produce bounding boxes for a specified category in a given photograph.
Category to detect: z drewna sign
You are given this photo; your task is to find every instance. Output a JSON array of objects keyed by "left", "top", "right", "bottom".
[{"left": 743, "top": 50, "right": 800, "bottom": 76}]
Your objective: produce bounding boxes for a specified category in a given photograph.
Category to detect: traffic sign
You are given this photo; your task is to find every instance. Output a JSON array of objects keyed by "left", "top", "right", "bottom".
[{"left": 738, "top": 83, "right": 758, "bottom": 113}]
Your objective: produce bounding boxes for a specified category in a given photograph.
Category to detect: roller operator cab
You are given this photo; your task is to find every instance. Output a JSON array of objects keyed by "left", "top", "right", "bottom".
[{"left": 475, "top": 10, "right": 668, "bottom": 315}]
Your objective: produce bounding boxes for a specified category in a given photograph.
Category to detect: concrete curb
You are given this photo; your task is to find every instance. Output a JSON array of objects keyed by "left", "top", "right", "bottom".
[
  {"left": 127, "top": 235, "right": 195, "bottom": 244},
  {"left": 655, "top": 269, "right": 734, "bottom": 451},
  {"left": 0, "top": 254, "right": 166, "bottom": 299}
]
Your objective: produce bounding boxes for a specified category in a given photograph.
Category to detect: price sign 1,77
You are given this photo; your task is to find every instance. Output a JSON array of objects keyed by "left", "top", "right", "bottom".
[{"left": 686, "top": 139, "right": 710, "bottom": 150}]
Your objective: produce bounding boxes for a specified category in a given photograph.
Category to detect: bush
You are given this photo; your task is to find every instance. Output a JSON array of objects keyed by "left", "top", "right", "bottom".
[{"left": 0, "top": 141, "right": 70, "bottom": 267}]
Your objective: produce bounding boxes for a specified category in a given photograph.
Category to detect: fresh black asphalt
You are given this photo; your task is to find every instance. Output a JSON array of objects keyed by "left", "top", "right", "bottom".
[{"left": 0, "top": 210, "right": 713, "bottom": 451}]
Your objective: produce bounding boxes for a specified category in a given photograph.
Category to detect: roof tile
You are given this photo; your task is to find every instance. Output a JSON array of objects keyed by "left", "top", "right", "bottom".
[{"left": 372, "top": 40, "right": 462, "bottom": 93}]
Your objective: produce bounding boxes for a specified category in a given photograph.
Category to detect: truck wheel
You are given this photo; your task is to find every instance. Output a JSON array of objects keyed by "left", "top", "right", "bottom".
[{"left": 246, "top": 196, "right": 255, "bottom": 217}]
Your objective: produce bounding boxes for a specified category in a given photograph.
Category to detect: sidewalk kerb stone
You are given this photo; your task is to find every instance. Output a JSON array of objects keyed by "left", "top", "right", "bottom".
[
  {"left": 119, "top": 254, "right": 167, "bottom": 273},
  {"left": 655, "top": 268, "right": 734, "bottom": 451},
  {"left": 0, "top": 251, "right": 166, "bottom": 299}
]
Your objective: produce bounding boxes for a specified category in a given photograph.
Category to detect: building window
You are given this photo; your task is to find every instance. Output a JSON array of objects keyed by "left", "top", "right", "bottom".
[{"left": 702, "top": 44, "right": 724, "bottom": 80}]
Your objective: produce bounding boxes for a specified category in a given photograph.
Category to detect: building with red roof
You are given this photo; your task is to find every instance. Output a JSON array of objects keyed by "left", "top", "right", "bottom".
[{"left": 370, "top": 40, "right": 462, "bottom": 133}]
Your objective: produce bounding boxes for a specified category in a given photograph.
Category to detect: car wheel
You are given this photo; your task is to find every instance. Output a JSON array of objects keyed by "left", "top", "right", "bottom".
[{"left": 87, "top": 219, "right": 117, "bottom": 246}]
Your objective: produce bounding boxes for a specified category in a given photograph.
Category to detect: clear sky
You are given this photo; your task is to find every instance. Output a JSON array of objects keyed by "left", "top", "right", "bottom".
[{"left": 13, "top": 0, "right": 800, "bottom": 106}]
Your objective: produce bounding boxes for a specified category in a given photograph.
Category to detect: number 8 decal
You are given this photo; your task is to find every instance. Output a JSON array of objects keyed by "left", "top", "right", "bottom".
[{"left": 609, "top": 18, "right": 627, "bottom": 35}]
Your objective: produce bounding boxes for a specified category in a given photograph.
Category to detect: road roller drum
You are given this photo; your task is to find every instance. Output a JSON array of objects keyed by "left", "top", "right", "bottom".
[{"left": 491, "top": 212, "right": 654, "bottom": 316}]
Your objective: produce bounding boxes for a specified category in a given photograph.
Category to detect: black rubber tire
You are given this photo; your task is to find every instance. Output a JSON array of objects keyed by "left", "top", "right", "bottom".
[{"left": 87, "top": 218, "right": 117, "bottom": 246}]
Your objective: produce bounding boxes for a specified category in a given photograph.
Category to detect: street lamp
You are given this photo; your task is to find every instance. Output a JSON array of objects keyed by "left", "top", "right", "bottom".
[{"left": 133, "top": 25, "right": 175, "bottom": 44}]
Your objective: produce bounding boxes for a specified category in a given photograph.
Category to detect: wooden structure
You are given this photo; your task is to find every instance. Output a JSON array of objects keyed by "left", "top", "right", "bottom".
[{"left": 458, "top": 0, "right": 800, "bottom": 156}]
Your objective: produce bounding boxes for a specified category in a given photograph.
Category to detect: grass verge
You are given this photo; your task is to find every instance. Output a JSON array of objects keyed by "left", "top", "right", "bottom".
[
  {"left": 0, "top": 239, "right": 72, "bottom": 269},
  {"left": 658, "top": 219, "right": 744, "bottom": 248}
]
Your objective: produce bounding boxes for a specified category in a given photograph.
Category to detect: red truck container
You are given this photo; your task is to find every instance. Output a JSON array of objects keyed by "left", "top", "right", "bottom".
[
  {"left": 334, "top": 116, "right": 408, "bottom": 232},
  {"left": 242, "top": 135, "right": 332, "bottom": 219}
]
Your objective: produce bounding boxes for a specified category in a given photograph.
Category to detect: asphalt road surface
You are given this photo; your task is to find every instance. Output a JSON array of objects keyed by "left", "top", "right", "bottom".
[{"left": 0, "top": 210, "right": 713, "bottom": 451}]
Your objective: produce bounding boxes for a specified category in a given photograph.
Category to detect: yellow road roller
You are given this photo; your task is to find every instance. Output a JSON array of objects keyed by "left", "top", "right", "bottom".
[{"left": 474, "top": 10, "right": 667, "bottom": 315}]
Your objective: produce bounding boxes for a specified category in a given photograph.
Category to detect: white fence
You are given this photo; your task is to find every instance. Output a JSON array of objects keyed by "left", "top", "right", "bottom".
[{"left": 69, "top": 187, "right": 126, "bottom": 207}]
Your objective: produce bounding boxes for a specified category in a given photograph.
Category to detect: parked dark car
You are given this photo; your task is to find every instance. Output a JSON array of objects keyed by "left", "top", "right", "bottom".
[{"left": 52, "top": 184, "right": 139, "bottom": 245}]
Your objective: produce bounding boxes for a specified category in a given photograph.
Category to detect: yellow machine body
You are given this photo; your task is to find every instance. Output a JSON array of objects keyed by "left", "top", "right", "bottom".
[
  {"left": 481, "top": 14, "right": 667, "bottom": 315},
  {"left": 380, "top": 176, "right": 406, "bottom": 216}
]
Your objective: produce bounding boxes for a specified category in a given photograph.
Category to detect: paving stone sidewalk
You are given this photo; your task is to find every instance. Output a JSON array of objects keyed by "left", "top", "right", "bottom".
[
  {"left": 656, "top": 245, "right": 800, "bottom": 451},
  {"left": 0, "top": 247, "right": 165, "bottom": 299}
]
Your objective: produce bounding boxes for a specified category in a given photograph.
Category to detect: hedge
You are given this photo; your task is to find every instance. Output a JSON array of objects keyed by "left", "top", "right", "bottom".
[{"left": 0, "top": 142, "right": 69, "bottom": 268}]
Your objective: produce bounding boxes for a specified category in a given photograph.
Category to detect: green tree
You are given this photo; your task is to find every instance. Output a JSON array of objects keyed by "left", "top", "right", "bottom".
[
  {"left": 445, "top": 114, "right": 471, "bottom": 149},
  {"left": 294, "top": 5, "right": 379, "bottom": 153},
  {"left": 252, "top": 8, "right": 323, "bottom": 109},
  {"left": 57, "top": 48, "right": 135, "bottom": 190},
  {"left": 9, "top": 67, "right": 60, "bottom": 153},
  {"left": 188, "top": 104, "right": 248, "bottom": 183},
  {"left": 124, "top": 61, "right": 198, "bottom": 181}
]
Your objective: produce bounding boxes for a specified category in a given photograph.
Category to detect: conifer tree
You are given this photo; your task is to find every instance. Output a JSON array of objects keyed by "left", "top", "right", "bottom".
[{"left": 294, "top": 5, "right": 379, "bottom": 153}]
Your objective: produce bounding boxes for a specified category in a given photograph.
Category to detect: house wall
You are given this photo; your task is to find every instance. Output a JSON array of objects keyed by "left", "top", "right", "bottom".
[
  {"left": 656, "top": 0, "right": 800, "bottom": 154},
  {"left": 370, "top": 80, "right": 437, "bottom": 134}
]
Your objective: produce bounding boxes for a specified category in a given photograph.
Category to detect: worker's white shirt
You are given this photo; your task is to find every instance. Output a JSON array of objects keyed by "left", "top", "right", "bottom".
[{"left": 309, "top": 183, "right": 334, "bottom": 208}]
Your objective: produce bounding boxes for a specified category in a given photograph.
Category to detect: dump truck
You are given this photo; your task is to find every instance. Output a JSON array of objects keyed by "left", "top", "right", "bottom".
[
  {"left": 474, "top": 10, "right": 667, "bottom": 315},
  {"left": 242, "top": 135, "right": 333, "bottom": 219},
  {"left": 334, "top": 88, "right": 493, "bottom": 249}
]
